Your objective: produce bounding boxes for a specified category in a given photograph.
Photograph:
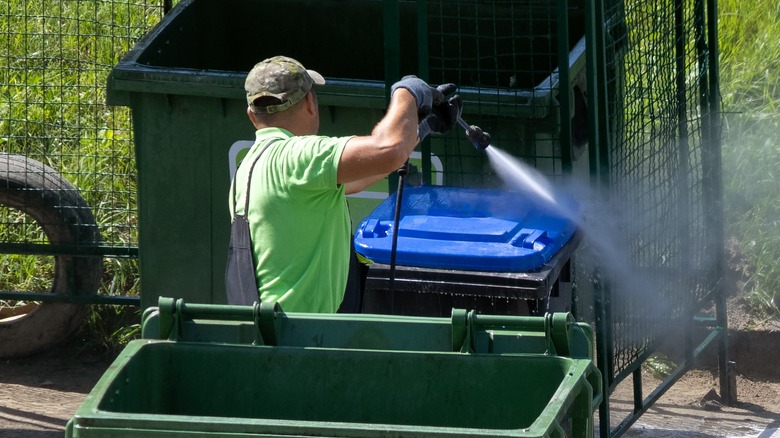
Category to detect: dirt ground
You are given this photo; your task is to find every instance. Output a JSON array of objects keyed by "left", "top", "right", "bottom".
[
  {"left": 607, "top": 296, "right": 780, "bottom": 438},
  {"left": 0, "top": 337, "right": 113, "bottom": 437},
  {"left": 0, "top": 299, "right": 778, "bottom": 437},
  {"left": 613, "top": 371, "right": 780, "bottom": 437}
]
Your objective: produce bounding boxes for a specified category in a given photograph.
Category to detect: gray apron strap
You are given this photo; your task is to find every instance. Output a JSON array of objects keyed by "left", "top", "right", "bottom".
[{"left": 225, "top": 139, "right": 279, "bottom": 305}]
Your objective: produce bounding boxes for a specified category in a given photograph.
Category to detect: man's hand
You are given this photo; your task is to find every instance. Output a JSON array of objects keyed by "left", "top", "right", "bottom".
[
  {"left": 418, "top": 89, "right": 462, "bottom": 140},
  {"left": 391, "top": 75, "right": 434, "bottom": 119},
  {"left": 427, "top": 94, "right": 462, "bottom": 134},
  {"left": 431, "top": 83, "right": 457, "bottom": 106}
]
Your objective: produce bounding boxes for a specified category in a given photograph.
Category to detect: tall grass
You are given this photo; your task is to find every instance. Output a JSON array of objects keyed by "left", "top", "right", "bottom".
[
  {"left": 1, "top": 1, "right": 165, "bottom": 300},
  {"left": 718, "top": 0, "right": 780, "bottom": 317}
]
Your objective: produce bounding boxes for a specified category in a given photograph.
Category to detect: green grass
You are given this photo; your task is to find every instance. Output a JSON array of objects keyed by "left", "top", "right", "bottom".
[
  {"left": 78, "top": 304, "right": 141, "bottom": 355},
  {"left": 1, "top": 1, "right": 164, "bottom": 348},
  {"left": 719, "top": 0, "right": 780, "bottom": 317},
  {"left": 1, "top": 1, "right": 160, "bottom": 300}
]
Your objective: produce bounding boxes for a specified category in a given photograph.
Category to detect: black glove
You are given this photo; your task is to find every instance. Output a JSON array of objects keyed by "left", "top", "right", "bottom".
[
  {"left": 418, "top": 94, "right": 462, "bottom": 140},
  {"left": 431, "top": 83, "right": 457, "bottom": 106},
  {"left": 429, "top": 94, "right": 462, "bottom": 134},
  {"left": 391, "top": 75, "right": 434, "bottom": 118}
]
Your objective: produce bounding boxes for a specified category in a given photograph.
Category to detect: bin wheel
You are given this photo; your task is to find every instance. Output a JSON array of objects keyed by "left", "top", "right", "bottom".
[{"left": 0, "top": 154, "right": 102, "bottom": 358}]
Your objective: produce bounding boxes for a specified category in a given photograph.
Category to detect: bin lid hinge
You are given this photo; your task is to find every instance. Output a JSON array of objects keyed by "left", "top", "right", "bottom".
[
  {"left": 450, "top": 308, "right": 473, "bottom": 353},
  {"left": 254, "top": 301, "right": 281, "bottom": 346},
  {"left": 155, "top": 296, "right": 184, "bottom": 341},
  {"left": 450, "top": 309, "right": 576, "bottom": 356}
]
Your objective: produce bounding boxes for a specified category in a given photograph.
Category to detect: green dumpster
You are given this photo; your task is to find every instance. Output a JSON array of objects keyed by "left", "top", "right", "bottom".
[
  {"left": 66, "top": 297, "right": 602, "bottom": 437},
  {"left": 108, "top": 0, "right": 590, "bottom": 308}
]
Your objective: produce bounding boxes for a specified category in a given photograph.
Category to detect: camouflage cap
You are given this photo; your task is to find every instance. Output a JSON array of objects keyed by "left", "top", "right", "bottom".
[{"left": 245, "top": 56, "right": 325, "bottom": 114}]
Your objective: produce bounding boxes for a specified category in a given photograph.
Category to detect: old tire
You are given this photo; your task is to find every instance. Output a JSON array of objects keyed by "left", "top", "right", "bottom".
[{"left": 0, "top": 154, "right": 102, "bottom": 358}]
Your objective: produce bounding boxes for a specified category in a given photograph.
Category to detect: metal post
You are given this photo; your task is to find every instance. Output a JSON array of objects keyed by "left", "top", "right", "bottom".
[
  {"left": 586, "top": 0, "right": 611, "bottom": 188},
  {"left": 595, "top": 273, "right": 614, "bottom": 438},
  {"left": 585, "top": 0, "right": 615, "bottom": 435},
  {"left": 384, "top": 0, "right": 401, "bottom": 193},
  {"left": 704, "top": 0, "right": 732, "bottom": 406},
  {"left": 417, "top": 0, "right": 433, "bottom": 185},
  {"left": 557, "top": 0, "right": 573, "bottom": 175},
  {"left": 675, "top": 0, "right": 694, "bottom": 371}
]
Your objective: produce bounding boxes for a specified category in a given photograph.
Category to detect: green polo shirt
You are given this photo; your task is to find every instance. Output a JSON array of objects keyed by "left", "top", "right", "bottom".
[{"left": 230, "top": 127, "right": 352, "bottom": 313}]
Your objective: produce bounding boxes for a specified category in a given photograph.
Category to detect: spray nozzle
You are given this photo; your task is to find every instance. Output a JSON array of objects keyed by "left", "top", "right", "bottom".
[
  {"left": 466, "top": 124, "right": 491, "bottom": 150},
  {"left": 456, "top": 115, "right": 491, "bottom": 150}
]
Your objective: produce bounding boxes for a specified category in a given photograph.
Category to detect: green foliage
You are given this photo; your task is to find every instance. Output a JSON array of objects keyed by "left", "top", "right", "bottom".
[
  {"left": 644, "top": 353, "right": 677, "bottom": 380},
  {"left": 0, "top": 208, "right": 53, "bottom": 293},
  {"left": 1, "top": 1, "right": 159, "bottom": 301},
  {"left": 1, "top": 1, "right": 162, "bottom": 347},
  {"left": 719, "top": 0, "right": 780, "bottom": 317},
  {"left": 79, "top": 304, "right": 141, "bottom": 355}
]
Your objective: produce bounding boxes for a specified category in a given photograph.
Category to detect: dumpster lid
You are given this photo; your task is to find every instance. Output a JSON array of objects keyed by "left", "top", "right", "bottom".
[{"left": 353, "top": 186, "right": 577, "bottom": 272}]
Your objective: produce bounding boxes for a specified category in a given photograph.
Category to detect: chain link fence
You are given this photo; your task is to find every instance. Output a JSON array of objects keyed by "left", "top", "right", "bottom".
[
  {"left": 0, "top": 0, "right": 172, "bottom": 356},
  {"left": 588, "top": 0, "right": 725, "bottom": 434},
  {"left": 604, "top": 0, "right": 721, "bottom": 379},
  {"left": 1, "top": 0, "right": 171, "bottom": 297},
  {"left": 423, "top": 0, "right": 589, "bottom": 187}
]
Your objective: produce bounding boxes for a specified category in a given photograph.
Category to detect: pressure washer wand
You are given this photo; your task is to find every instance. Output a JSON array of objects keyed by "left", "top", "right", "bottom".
[
  {"left": 456, "top": 115, "right": 491, "bottom": 150},
  {"left": 387, "top": 92, "right": 489, "bottom": 301},
  {"left": 388, "top": 160, "right": 407, "bottom": 300}
]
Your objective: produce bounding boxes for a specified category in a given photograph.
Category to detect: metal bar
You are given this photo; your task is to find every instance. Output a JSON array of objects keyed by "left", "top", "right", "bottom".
[
  {"left": 557, "top": 0, "right": 573, "bottom": 175},
  {"left": 469, "top": 313, "right": 549, "bottom": 332},
  {"left": 594, "top": 0, "right": 611, "bottom": 187},
  {"left": 695, "top": 0, "right": 710, "bottom": 111},
  {"left": 0, "top": 243, "right": 138, "bottom": 258},
  {"left": 607, "top": 310, "right": 721, "bottom": 392},
  {"left": 417, "top": 0, "right": 432, "bottom": 185},
  {"left": 632, "top": 368, "right": 643, "bottom": 413},
  {"left": 693, "top": 315, "right": 718, "bottom": 325},
  {"left": 675, "top": 0, "right": 693, "bottom": 280},
  {"left": 584, "top": 0, "right": 615, "bottom": 433},
  {"left": 384, "top": 0, "right": 401, "bottom": 194},
  {"left": 0, "top": 291, "right": 139, "bottom": 306},
  {"left": 595, "top": 275, "right": 614, "bottom": 438},
  {"left": 704, "top": 0, "right": 731, "bottom": 406},
  {"left": 675, "top": 0, "right": 695, "bottom": 372},
  {"left": 175, "top": 302, "right": 258, "bottom": 321},
  {"left": 585, "top": 0, "right": 603, "bottom": 185}
]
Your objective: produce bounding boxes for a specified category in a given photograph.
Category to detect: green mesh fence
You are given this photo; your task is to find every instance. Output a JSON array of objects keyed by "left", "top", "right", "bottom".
[
  {"left": 590, "top": 0, "right": 725, "bottom": 434},
  {"left": 422, "top": 0, "right": 589, "bottom": 187},
  {"left": 602, "top": 0, "right": 721, "bottom": 380},
  {"left": 0, "top": 1, "right": 170, "bottom": 301},
  {"left": 421, "top": 1, "right": 723, "bottom": 398},
  {"left": 0, "top": 1, "right": 167, "bottom": 248}
]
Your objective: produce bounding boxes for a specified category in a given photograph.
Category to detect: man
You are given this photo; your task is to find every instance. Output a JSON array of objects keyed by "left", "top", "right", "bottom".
[{"left": 228, "top": 55, "right": 458, "bottom": 313}]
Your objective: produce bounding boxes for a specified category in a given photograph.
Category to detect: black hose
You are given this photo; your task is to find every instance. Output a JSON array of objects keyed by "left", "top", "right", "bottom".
[{"left": 388, "top": 160, "right": 408, "bottom": 305}]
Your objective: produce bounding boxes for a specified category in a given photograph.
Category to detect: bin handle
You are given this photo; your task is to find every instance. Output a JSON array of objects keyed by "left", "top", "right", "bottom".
[
  {"left": 549, "top": 312, "right": 574, "bottom": 356},
  {"left": 450, "top": 310, "right": 576, "bottom": 355},
  {"left": 157, "top": 296, "right": 178, "bottom": 340},
  {"left": 153, "top": 296, "right": 283, "bottom": 345},
  {"left": 450, "top": 308, "right": 471, "bottom": 352},
  {"left": 257, "top": 301, "right": 280, "bottom": 346}
]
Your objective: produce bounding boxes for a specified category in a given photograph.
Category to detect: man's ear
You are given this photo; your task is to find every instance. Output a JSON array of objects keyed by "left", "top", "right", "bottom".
[
  {"left": 247, "top": 106, "right": 263, "bottom": 127},
  {"left": 305, "top": 92, "right": 318, "bottom": 115}
]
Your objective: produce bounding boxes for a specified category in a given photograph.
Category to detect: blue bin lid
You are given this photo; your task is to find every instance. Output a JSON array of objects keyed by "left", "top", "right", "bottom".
[{"left": 353, "top": 186, "right": 577, "bottom": 272}]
